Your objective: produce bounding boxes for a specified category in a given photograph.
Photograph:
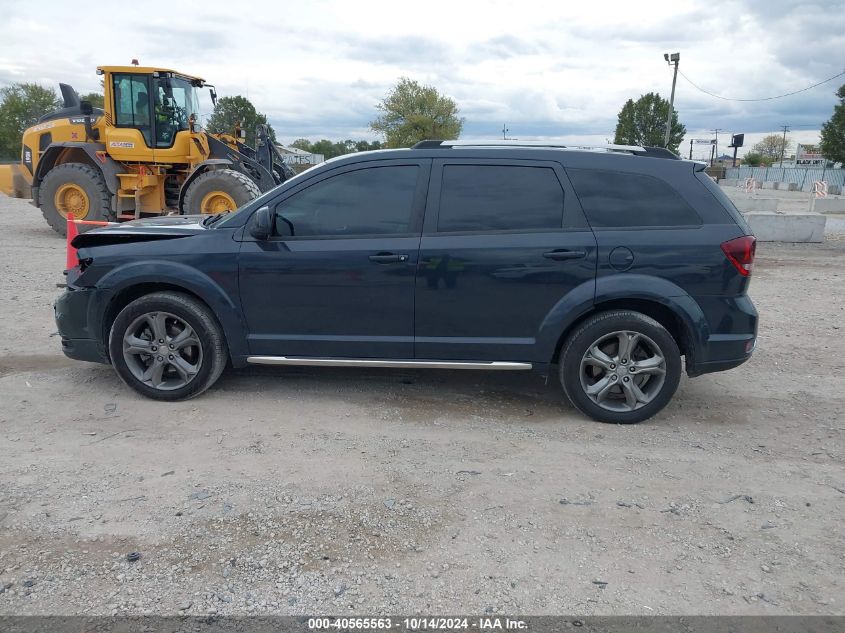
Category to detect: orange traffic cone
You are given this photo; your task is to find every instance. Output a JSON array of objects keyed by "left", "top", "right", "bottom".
[{"left": 66, "top": 213, "right": 78, "bottom": 271}]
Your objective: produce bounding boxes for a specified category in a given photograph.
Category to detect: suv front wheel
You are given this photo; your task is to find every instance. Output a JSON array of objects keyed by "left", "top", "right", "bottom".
[
  {"left": 559, "top": 310, "right": 682, "bottom": 423},
  {"left": 108, "top": 292, "right": 228, "bottom": 401}
]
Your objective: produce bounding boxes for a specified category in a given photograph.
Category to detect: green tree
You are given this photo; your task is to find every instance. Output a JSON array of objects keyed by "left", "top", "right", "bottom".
[
  {"left": 370, "top": 77, "right": 463, "bottom": 148},
  {"left": 289, "top": 138, "right": 382, "bottom": 158},
  {"left": 613, "top": 92, "right": 685, "bottom": 153},
  {"left": 752, "top": 134, "right": 792, "bottom": 162},
  {"left": 820, "top": 84, "right": 845, "bottom": 164},
  {"left": 290, "top": 138, "right": 312, "bottom": 152},
  {"left": 740, "top": 151, "right": 771, "bottom": 167},
  {"left": 354, "top": 139, "right": 382, "bottom": 152},
  {"left": 206, "top": 95, "right": 275, "bottom": 147},
  {"left": 0, "top": 82, "right": 61, "bottom": 159},
  {"left": 79, "top": 92, "right": 104, "bottom": 108}
]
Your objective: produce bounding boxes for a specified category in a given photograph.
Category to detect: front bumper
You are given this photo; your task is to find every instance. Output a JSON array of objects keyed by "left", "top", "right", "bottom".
[{"left": 54, "top": 287, "right": 109, "bottom": 364}]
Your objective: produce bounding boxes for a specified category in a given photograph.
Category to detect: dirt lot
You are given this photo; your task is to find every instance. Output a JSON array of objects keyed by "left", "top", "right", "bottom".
[{"left": 0, "top": 195, "right": 843, "bottom": 616}]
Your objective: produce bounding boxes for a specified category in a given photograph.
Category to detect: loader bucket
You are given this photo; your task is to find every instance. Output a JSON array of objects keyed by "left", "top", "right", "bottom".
[{"left": 0, "top": 163, "right": 32, "bottom": 199}]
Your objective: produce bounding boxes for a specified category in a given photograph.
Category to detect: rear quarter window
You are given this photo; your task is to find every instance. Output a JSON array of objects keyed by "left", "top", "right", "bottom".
[
  {"left": 695, "top": 172, "right": 752, "bottom": 233},
  {"left": 567, "top": 168, "right": 701, "bottom": 229}
]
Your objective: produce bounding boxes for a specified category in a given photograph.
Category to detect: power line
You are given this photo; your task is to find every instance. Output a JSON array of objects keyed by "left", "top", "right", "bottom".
[{"left": 677, "top": 68, "right": 845, "bottom": 102}]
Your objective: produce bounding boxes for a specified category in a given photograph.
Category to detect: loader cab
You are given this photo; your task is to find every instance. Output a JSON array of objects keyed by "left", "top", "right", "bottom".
[{"left": 100, "top": 66, "right": 205, "bottom": 161}]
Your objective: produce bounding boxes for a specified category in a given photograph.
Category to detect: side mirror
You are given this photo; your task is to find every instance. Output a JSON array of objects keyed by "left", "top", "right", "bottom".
[{"left": 249, "top": 206, "right": 272, "bottom": 240}]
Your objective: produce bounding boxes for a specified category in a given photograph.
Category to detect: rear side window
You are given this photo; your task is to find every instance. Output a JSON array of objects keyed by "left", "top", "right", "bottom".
[
  {"left": 438, "top": 165, "right": 564, "bottom": 232},
  {"left": 567, "top": 168, "right": 701, "bottom": 228}
]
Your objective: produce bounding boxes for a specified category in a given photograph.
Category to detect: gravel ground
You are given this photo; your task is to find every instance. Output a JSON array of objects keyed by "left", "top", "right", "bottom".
[{"left": 0, "top": 194, "right": 843, "bottom": 616}]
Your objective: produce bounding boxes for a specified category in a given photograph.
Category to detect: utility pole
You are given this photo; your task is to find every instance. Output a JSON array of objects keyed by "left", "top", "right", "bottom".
[
  {"left": 711, "top": 128, "right": 722, "bottom": 166},
  {"left": 779, "top": 125, "right": 790, "bottom": 167},
  {"left": 663, "top": 53, "right": 680, "bottom": 148},
  {"left": 502, "top": 124, "right": 509, "bottom": 140}
]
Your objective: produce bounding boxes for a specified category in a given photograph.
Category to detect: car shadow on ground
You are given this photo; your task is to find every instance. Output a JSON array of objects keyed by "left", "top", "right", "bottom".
[{"left": 47, "top": 360, "right": 751, "bottom": 428}]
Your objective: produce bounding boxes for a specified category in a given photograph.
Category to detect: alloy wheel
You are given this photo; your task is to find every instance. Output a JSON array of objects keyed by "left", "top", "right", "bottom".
[
  {"left": 122, "top": 311, "right": 203, "bottom": 390},
  {"left": 579, "top": 330, "right": 667, "bottom": 412}
]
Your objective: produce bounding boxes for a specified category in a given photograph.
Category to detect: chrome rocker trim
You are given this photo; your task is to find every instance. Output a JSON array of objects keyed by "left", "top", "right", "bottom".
[{"left": 246, "top": 357, "right": 532, "bottom": 370}]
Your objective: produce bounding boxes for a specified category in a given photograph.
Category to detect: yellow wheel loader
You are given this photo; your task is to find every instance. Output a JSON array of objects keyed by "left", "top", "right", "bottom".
[{"left": 0, "top": 65, "right": 295, "bottom": 235}]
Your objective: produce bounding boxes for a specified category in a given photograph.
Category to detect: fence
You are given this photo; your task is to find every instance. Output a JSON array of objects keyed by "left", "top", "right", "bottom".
[{"left": 725, "top": 167, "right": 845, "bottom": 189}]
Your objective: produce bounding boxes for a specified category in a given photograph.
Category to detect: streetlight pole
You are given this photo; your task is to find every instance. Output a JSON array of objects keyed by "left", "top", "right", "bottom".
[{"left": 663, "top": 52, "right": 680, "bottom": 148}]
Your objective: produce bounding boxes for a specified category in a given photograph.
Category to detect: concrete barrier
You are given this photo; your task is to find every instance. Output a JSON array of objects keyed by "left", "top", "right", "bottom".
[
  {"left": 811, "top": 197, "right": 845, "bottom": 214},
  {"left": 745, "top": 212, "right": 826, "bottom": 242},
  {"left": 762, "top": 181, "right": 777, "bottom": 189},
  {"left": 828, "top": 184, "right": 842, "bottom": 195},
  {"left": 733, "top": 197, "right": 779, "bottom": 212},
  {"left": 780, "top": 182, "right": 798, "bottom": 191}
]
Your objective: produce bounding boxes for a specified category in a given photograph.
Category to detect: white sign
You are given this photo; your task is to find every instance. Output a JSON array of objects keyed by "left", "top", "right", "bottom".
[
  {"left": 692, "top": 139, "right": 715, "bottom": 145},
  {"left": 795, "top": 144, "right": 825, "bottom": 167},
  {"left": 280, "top": 153, "right": 324, "bottom": 165}
]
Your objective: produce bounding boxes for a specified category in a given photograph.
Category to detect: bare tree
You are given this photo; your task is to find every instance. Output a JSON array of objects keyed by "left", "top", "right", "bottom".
[{"left": 752, "top": 134, "right": 792, "bottom": 161}]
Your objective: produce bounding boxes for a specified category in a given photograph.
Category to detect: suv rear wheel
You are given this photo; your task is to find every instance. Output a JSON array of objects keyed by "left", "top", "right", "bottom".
[
  {"left": 559, "top": 310, "right": 681, "bottom": 423},
  {"left": 108, "top": 292, "right": 227, "bottom": 400}
]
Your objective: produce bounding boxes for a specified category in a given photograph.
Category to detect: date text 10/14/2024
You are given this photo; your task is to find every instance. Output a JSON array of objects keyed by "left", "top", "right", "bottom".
[{"left": 308, "top": 618, "right": 529, "bottom": 631}]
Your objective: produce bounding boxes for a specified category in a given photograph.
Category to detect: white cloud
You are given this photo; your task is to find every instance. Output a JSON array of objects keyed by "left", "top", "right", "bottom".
[{"left": 0, "top": 0, "right": 841, "bottom": 146}]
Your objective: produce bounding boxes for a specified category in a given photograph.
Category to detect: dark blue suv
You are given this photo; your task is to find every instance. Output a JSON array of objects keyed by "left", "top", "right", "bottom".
[{"left": 55, "top": 141, "right": 757, "bottom": 423}]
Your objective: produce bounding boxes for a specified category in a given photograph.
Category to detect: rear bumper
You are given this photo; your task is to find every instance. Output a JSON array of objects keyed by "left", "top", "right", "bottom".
[
  {"left": 54, "top": 287, "right": 109, "bottom": 364},
  {"left": 686, "top": 294, "right": 757, "bottom": 377}
]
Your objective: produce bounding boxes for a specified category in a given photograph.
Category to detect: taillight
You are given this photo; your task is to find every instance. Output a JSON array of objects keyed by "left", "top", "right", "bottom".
[{"left": 721, "top": 235, "right": 756, "bottom": 277}]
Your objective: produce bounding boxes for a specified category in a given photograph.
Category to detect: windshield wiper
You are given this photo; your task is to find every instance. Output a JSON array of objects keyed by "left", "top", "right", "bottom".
[{"left": 202, "top": 214, "right": 226, "bottom": 227}]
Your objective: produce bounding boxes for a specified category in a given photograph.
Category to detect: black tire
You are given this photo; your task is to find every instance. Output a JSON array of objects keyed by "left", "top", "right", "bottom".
[
  {"left": 39, "top": 163, "right": 112, "bottom": 236},
  {"left": 182, "top": 168, "right": 261, "bottom": 215},
  {"left": 108, "top": 291, "right": 228, "bottom": 401},
  {"left": 559, "top": 310, "right": 682, "bottom": 424}
]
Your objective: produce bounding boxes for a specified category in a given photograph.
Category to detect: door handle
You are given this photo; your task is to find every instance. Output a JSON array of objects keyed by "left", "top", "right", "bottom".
[
  {"left": 543, "top": 249, "right": 587, "bottom": 261},
  {"left": 369, "top": 252, "right": 409, "bottom": 264}
]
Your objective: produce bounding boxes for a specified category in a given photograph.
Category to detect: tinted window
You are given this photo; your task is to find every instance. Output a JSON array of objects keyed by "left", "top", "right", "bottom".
[
  {"left": 438, "top": 165, "right": 564, "bottom": 232},
  {"left": 567, "top": 169, "right": 701, "bottom": 228},
  {"left": 274, "top": 166, "right": 418, "bottom": 237}
]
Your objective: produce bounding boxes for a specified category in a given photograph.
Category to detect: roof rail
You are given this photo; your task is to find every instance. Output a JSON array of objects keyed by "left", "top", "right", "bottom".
[{"left": 411, "top": 139, "right": 679, "bottom": 159}]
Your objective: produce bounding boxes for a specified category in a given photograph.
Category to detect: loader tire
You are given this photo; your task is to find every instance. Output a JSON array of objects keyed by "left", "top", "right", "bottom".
[
  {"left": 40, "top": 163, "right": 112, "bottom": 236},
  {"left": 182, "top": 169, "right": 261, "bottom": 216}
]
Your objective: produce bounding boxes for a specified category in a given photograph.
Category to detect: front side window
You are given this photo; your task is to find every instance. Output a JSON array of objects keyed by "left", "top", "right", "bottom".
[
  {"left": 112, "top": 74, "right": 152, "bottom": 146},
  {"left": 274, "top": 166, "right": 419, "bottom": 237},
  {"left": 567, "top": 168, "right": 701, "bottom": 228},
  {"left": 437, "top": 165, "right": 564, "bottom": 232}
]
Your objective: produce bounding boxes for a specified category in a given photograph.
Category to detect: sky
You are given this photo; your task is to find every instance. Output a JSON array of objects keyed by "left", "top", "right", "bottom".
[{"left": 1, "top": 0, "right": 843, "bottom": 158}]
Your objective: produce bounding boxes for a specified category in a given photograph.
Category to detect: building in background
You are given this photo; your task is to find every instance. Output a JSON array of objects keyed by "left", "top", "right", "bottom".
[{"left": 276, "top": 145, "right": 325, "bottom": 173}]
